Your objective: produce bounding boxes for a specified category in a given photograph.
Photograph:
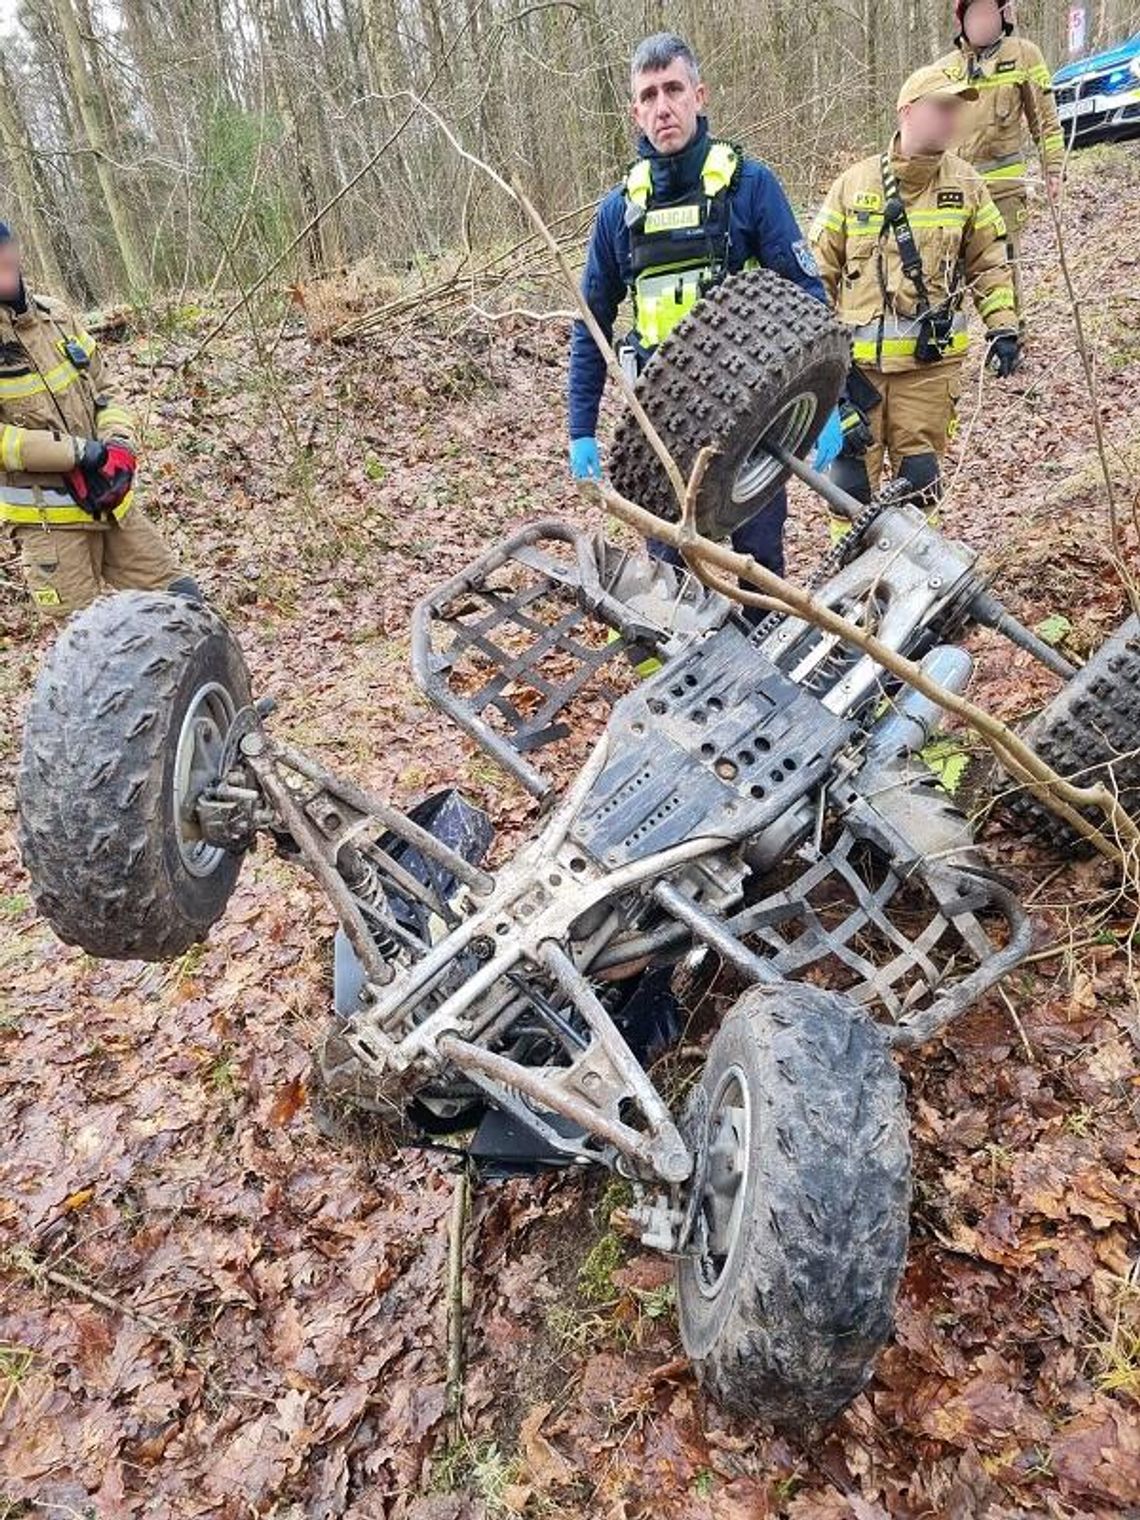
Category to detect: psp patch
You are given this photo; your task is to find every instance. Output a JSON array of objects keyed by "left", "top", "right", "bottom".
[
  {"left": 937, "top": 190, "right": 965, "bottom": 208},
  {"left": 792, "top": 239, "right": 819, "bottom": 277}
]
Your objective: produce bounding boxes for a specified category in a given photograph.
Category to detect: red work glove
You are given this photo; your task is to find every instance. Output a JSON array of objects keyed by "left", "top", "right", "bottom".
[
  {"left": 68, "top": 441, "right": 137, "bottom": 517},
  {"left": 65, "top": 439, "right": 108, "bottom": 512},
  {"left": 93, "top": 443, "right": 137, "bottom": 511}
]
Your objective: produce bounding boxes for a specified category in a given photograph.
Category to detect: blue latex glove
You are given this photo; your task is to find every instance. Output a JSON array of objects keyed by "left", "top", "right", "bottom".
[
  {"left": 811, "top": 407, "right": 844, "bottom": 472},
  {"left": 569, "top": 437, "right": 602, "bottom": 480}
]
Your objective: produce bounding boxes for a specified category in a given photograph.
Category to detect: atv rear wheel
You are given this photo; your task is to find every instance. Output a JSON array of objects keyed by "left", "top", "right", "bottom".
[
  {"left": 609, "top": 268, "right": 850, "bottom": 539},
  {"left": 676, "top": 982, "right": 910, "bottom": 1427},
  {"left": 18, "top": 590, "right": 252, "bottom": 960},
  {"left": 1008, "top": 612, "right": 1140, "bottom": 851}
]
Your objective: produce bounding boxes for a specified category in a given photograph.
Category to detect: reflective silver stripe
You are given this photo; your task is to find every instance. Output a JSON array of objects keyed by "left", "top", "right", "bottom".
[
  {"left": 850, "top": 312, "right": 968, "bottom": 343},
  {"left": 0, "top": 485, "right": 77, "bottom": 506},
  {"left": 976, "top": 151, "right": 1026, "bottom": 175}
]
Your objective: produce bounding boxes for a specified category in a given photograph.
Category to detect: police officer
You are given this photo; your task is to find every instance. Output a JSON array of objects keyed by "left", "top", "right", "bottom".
[
  {"left": 935, "top": 0, "right": 1064, "bottom": 331},
  {"left": 810, "top": 63, "right": 1018, "bottom": 522},
  {"left": 566, "top": 31, "right": 841, "bottom": 576},
  {"left": 0, "top": 223, "right": 198, "bottom": 613}
]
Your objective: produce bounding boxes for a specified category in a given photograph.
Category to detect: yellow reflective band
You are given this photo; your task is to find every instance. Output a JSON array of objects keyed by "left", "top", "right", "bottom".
[
  {"left": 976, "top": 69, "right": 1027, "bottom": 88},
  {"left": 810, "top": 206, "right": 843, "bottom": 239},
  {"left": 1042, "top": 132, "right": 1064, "bottom": 153},
  {"left": 979, "top": 288, "right": 1016, "bottom": 317},
  {"left": 701, "top": 141, "right": 738, "bottom": 196},
  {"left": 32, "top": 584, "right": 62, "bottom": 607},
  {"left": 1029, "top": 64, "right": 1053, "bottom": 89},
  {"left": 0, "top": 359, "right": 85, "bottom": 401},
  {"left": 974, "top": 203, "right": 1007, "bottom": 235},
  {"left": 625, "top": 158, "right": 652, "bottom": 210},
  {"left": 1, "top": 424, "right": 23, "bottom": 472},
  {"left": 55, "top": 330, "right": 96, "bottom": 363},
  {"left": 635, "top": 270, "right": 703, "bottom": 346},
  {"left": 843, "top": 208, "right": 968, "bottom": 236},
  {"left": 0, "top": 486, "right": 134, "bottom": 526},
  {"left": 982, "top": 161, "right": 1028, "bottom": 181},
  {"left": 96, "top": 404, "right": 133, "bottom": 431},
  {"left": 851, "top": 331, "right": 970, "bottom": 362},
  {"left": 644, "top": 204, "right": 701, "bottom": 233}
]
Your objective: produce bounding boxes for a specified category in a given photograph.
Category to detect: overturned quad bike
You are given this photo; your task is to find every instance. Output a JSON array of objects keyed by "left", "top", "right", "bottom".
[{"left": 19, "top": 271, "right": 1140, "bottom": 1426}]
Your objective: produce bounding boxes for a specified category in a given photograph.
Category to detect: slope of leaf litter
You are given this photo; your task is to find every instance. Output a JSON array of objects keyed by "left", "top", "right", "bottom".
[{"left": 0, "top": 144, "right": 1139, "bottom": 1518}]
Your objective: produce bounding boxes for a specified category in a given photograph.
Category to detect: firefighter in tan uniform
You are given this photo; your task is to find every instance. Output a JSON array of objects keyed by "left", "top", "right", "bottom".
[
  {"left": 0, "top": 224, "right": 198, "bottom": 613},
  {"left": 809, "top": 63, "right": 1018, "bottom": 523},
  {"left": 935, "top": 0, "right": 1064, "bottom": 330}
]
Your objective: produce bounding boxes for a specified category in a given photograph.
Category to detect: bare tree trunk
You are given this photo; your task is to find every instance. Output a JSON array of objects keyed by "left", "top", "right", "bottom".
[
  {"left": 258, "top": 0, "right": 326, "bottom": 269},
  {"left": 49, "top": 0, "right": 146, "bottom": 293},
  {"left": 0, "top": 58, "right": 67, "bottom": 294}
]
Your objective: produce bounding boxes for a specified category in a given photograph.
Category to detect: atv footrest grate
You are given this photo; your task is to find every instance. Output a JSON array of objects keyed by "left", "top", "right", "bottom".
[
  {"left": 410, "top": 520, "right": 726, "bottom": 800},
  {"left": 730, "top": 817, "right": 1029, "bottom": 1042}
]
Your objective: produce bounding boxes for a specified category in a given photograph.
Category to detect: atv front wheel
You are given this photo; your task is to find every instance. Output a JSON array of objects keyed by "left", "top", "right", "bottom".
[
  {"left": 676, "top": 982, "right": 911, "bottom": 1427},
  {"left": 18, "top": 590, "right": 252, "bottom": 960},
  {"left": 1008, "top": 612, "right": 1140, "bottom": 851},
  {"left": 609, "top": 267, "right": 850, "bottom": 539}
]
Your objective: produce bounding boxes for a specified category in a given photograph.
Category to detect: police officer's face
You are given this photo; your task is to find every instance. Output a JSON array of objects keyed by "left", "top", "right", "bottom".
[
  {"left": 631, "top": 61, "right": 708, "bottom": 153},
  {"left": 0, "top": 241, "right": 22, "bottom": 303},
  {"left": 964, "top": 0, "right": 1004, "bottom": 47}
]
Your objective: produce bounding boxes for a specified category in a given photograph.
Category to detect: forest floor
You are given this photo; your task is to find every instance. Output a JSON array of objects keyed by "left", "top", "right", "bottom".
[{"left": 1, "top": 142, "right": 1139, "bottom": 1520}]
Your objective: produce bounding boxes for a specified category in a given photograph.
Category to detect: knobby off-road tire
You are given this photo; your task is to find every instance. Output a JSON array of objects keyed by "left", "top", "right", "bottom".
[
  {"left": 676, "top": 983, "right": 911, "bottom": 1428},
  {"left": 1009, "top": 612, "right": 1140, "bottom": 851},
  {"left": 609, "top": 267, "right": 850, "bottom": 540},
  {"left": 18, "top": 590, "right": 252, "bottom": 960}
]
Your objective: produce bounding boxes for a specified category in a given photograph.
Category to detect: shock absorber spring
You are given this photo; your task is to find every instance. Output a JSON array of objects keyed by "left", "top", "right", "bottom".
[
  {"left": 801, "top": 640, "right": 859, "bottom": 697},
  {"left": 337, "top": 844, "right": 401, "bottom": 961}
]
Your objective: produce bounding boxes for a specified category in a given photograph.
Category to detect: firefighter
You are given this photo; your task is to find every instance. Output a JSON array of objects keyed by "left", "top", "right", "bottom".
[
  {"left": 566, "top": 31, "right": 841, "bottom": 576},
  {"left": 0, "top": 223, "right": 198, "bottom": 613},
  {"left": 809, "top": 62, "right": 1018, "bottom": 523},
  {"left": 935, "top": 0, "right": 1064, "bottom": 331}
]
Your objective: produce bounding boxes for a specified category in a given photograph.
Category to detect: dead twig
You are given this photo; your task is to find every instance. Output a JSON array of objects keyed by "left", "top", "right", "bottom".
[
  {"left": 7, "top": 1246, "right": 194, "bottom": 1369},
  {"left": 445, "top": 1167, "right": 470, "bottom": 1438}
]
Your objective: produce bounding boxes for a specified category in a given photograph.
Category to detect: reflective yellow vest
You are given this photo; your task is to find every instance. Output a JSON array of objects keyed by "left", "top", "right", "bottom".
[{"left": 623, "top": 140, "right": 745, "bottom": 348}]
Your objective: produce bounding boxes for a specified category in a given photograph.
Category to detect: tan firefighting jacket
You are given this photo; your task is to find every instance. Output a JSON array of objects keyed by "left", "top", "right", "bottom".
[
  {"left": 808, "top": 137, "right": 1015, "bottom": 373},
  {"left": 0, "top": 293, "right": 137, "bottom": 527},
  {"left": 934, "top": 35, "right": 1064, "bottom": 190}
]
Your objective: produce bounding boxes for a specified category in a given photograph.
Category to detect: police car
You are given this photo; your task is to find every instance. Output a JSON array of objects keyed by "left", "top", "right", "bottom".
[{"left": 1053, "top": 32, "right": 1140, "bottom": 143}]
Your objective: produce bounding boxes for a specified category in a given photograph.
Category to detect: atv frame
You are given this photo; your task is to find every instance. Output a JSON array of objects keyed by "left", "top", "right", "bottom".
[{"left": 201, "top": 478, "right": 1055, "bottom": 1248}]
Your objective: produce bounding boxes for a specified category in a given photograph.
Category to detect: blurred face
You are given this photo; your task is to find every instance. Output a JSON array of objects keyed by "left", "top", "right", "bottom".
[
  {"left": 0, "top": 239, "right": 22, "bottom": 302},
  {"left": 630, "top": 58, "right": 707, "bottom": 153},
  {"left": 898, "top": 95, "right": 965, "bottom": 155},
  {"left": 963, "top": 0, "right": 1005, "bottom": 47}
]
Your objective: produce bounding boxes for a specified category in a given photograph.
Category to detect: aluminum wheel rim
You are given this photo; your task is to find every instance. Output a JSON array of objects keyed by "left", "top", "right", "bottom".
[
  {"left": 173, "top": 681, "right": 235, "bottom": 878},
  {"left": 731, "top": 392, "right": 819, "bottom": 504},
  {"left": 694, "top": 1064, "right": 752, "bottom": 1299}
]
